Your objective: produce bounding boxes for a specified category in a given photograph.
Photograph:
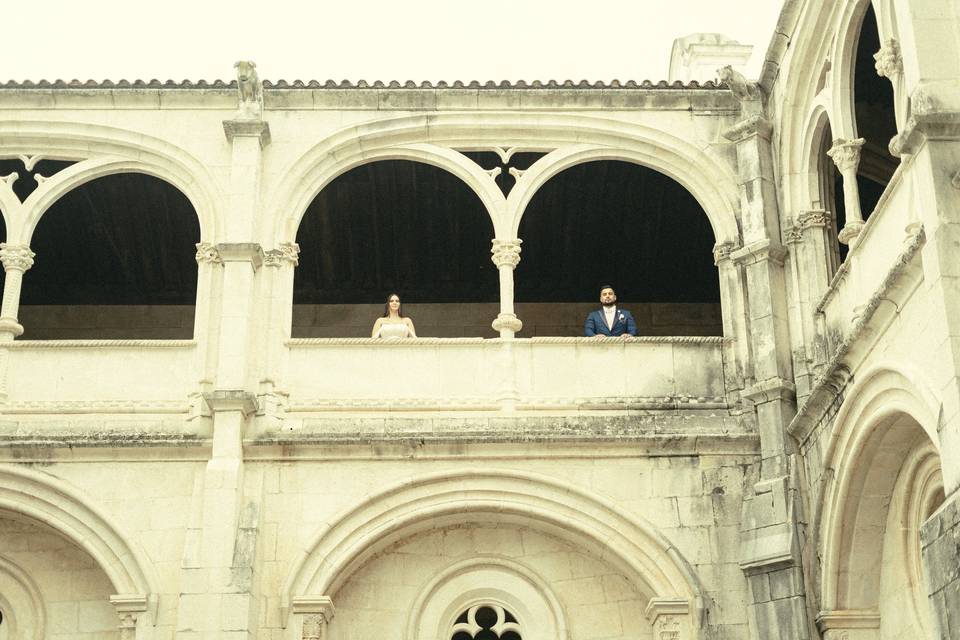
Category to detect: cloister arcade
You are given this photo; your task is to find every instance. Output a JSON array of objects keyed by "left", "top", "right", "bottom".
[{"left": 1, "top": 0, "right": 960, "bottom": 638}]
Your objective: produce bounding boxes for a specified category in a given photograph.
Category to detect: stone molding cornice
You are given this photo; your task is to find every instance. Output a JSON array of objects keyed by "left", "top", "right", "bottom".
[
  {"left": 216, "top": 242, "right": 264, "bottom": 268},
  {"left": 0, "top": 243, "right": 35, "bottom": 271},
  {"left": 491, "top": 239, "right": 522, "bottom": 269},
  {"left": 722, "top": 114, "right": 772, "bottom": 142},
  {"left": 742, "top": 377, "right": 796, "bottom": 405},
  {"left": 816, "top": 609, "right": 881, "bottom": 632},
  {"left": 264, "top": 242, "right": 300, "bottom": 267},
  {"left": 222, "top": 118, "right": 271, "bottom": 147},
  {"left": 827, "top": 138, "right": 865, "bottom": 172},
  {"left": 874, "top": 39, "right": 902, "bottom": 79},
  {"left": 730, "top": 239, "right": 787, "bottom": 266},
  {"left": 202, "top": 390, "right": 259, "bottom": 417},
  {"left": 285, "top": 335, "right": 731, "bottom": 347},
  {"left": 789, "top": 226, "right": 926, "bottom": 443},
  {"left": 889, "top": 108, "right": 960, "bottom": 157},
  {"left": 287, "top": 596, "right": 335, "bottom": 631}
]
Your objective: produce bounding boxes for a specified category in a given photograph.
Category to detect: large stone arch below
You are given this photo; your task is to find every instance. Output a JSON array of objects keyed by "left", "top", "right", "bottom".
[{"left": 281, "top": 469, "right": 705, "bottom": 632}]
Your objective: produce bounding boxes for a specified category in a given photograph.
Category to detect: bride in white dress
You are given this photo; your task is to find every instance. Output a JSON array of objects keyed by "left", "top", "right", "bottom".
[{"left": 371, "top": 293, "right": 417, "bottom": 338}]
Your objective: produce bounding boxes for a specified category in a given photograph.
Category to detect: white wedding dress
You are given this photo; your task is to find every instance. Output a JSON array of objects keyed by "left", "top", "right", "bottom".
[{"left": 376, "top": 322, "right": 411, "bottom": 338}]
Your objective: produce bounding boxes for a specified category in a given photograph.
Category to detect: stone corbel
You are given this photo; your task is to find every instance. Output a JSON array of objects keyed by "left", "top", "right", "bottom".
[
  {"left": 722, "top": 114, "right": 772, "bottom": 143},
  {"left": 202, "top": 390, "right": 259, "bottom": 417},
  {"left": 730, "top": 239, "right": 787, "bottom": 267},
  {"left": 742, "top": 377, "right": 796, "bottom": 405},
  {"left": 644, "top": 598, "right": 692, "bottom": 640},
  {"left": 289, "top": 596, "right": 336, "bottom": 638},
  {"left": 889, "top": 93, "right": 960, "bottom": 157},
  {"left": 816, "top": 610, "right": 880, "bottom": 640},
  {"left": 110, "top": 594, "right": 152, "bottom": 639}
]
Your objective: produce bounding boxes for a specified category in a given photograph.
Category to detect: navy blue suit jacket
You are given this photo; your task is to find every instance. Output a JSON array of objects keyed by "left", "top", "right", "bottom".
[{"left": 584, "top": 308, "right": 637, "bottom": 337}]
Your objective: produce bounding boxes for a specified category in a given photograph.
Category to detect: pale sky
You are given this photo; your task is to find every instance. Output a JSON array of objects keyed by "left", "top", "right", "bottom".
[{"left": 4, "top": 1, "right": 783, "bottom": 83}]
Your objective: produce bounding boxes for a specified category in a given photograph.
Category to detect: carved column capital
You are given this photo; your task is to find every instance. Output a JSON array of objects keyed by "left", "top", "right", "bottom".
[
  {"left": 644, "top": 598, "right": 691, "bottom": 640},
  {"left": 874, "top": 39, "right": 902, "bottom": 79},
  {"left": 827, "top": 138, "right": 865, "bottom": 173},
  {"left": 796, "top": 209, "right": 830, "bottom": 229},
  {"left": 712, "top": 241, "right": 740, "bottom": 265},
  {"left": 110, "top": 594, "right": 149, "bottom": 640},
  {"left": 0, "top": 243, "right": 34, "bottom": 272},
  {"left": 195, "top": 242, "right": 222, "bottom": 265},
  {"left": 293, "top": 596, "right": 335, "bottom": 640},
  {"left": 264, "top": 242, "right": 301, "bottom": 267},
  {"left": 491, "top": 239, "right": 522, "bottom": 269}
]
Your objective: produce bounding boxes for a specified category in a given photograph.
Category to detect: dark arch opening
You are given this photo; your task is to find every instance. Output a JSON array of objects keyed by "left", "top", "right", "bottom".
[
  {"left": 515, "top": 160, "right": 721, "bottom": 336},
  {"left": 817, "top": 120, "right": 848, "bottom": 268},
  {"left": 852, "top": 3, "right": 898, "bottom": 219},
  {"left": 20, "top": 172, "right": 200, "bottom": 339},
  {"left": 293, "top": 160, "right": 498, "bottom": 337}
]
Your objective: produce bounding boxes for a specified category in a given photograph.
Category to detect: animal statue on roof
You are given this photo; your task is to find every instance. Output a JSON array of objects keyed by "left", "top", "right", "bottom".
[
  {"left": 718, "top": 65, "right": 761, "bottom": 103},
  {"left": 234, "top": 60, "right": 263, "bottom": 119}
]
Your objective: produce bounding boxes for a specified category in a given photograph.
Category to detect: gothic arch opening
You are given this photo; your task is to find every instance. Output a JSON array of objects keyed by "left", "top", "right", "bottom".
[
  {"left": 822, "top": 410, "right": 944, "bottom": 638},
  {"left": 17, "top": 171, "right": 200, "bottom": 339},
  {"left": 851, "top": 3, "right": 898, "bottom": 219},
  {"left": 515, "top": 160, "right": 721, "bottom": 336},
  {"left": 292, "top": 159, "right": 498, "bottom": 338}
]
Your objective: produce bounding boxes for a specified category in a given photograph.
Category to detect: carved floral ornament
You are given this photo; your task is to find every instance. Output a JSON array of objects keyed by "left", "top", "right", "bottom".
[
  {"left": 264, "top": 242, "right": 301, "bottom": 267},
  {"left": 0, "top": 243, "right": 35, "bottom": 271},
  {"left": 656, "top": 615, "right": 682, "bottom": 640},
  {"left": 195, "top": 242, "right": 222, "bottom": 265},
  {"left": 874, "top": 39, "right": 902, "bottom": 79},
  {"left": 491, "top": 239, "right": 522, "bottom": 268},
  {"left": 712, "top": 241, "right": 739, "bottom": 265}
]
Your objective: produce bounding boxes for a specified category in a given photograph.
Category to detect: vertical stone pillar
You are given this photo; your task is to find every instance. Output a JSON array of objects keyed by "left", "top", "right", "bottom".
[
  {"left": 713, "top": 241, "right": 749, "bottom": 400},
  {"left": 827, "top": 138, "right": 866, "bottom": 245},
  {"left": 260, "top": 242, "right": 300, "bottom": 423},
  {"left": 874, "top": 39, "right": 906, "bottom": 129},
  {"left": 0, "top": 243, "right": 34, "bottom": 340},
  {"left": 190, "top": 242, "right": 223, "bottom": 418},
  {"left": 723, "top": 81, "right": 812, "bottom": 640},
  {"left": 491, "top": 238, "right": 522, "bottom": 338}
]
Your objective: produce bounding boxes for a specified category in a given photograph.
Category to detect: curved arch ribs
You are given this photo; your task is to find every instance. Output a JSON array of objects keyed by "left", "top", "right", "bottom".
[
  {"left": 280, "top": 470, "right": 704, "bottom": 638},
  {"left": 0, "top": 464, "right": 160, "bottom": 626}
]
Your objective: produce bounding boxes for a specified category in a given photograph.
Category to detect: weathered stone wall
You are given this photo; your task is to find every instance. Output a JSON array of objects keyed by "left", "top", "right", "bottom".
[{"left": 922, "top": 491, "right": 960, "bottom": 639}]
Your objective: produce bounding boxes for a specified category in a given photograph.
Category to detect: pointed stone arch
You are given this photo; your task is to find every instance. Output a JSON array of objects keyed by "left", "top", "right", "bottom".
[
  {"left": 280, "top": 469, "right": 705, "bottom": 636},
  {"left": 0, "top": 464, "right": 159, "bottom": 615}
]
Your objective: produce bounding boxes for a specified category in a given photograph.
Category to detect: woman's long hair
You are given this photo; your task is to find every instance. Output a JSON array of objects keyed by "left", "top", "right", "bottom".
[{"left": 382, "top": 293, "right": 404, "bottom": 318}]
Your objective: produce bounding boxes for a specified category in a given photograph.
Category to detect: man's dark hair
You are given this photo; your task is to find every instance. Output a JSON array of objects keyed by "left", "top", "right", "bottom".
[{"left": 599, "top": 284, "right": 616, "bottom": 294}]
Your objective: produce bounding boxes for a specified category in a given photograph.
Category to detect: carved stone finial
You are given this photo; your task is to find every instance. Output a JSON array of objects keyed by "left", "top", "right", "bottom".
[
  {"left": 491, "top": 239, "right": 522, "bottom": 269},
  {"left": 718, "top": 65, "right": 761, "bottom": 102},
  {"left": 264, "top": 242, "right": 301, "bottom": 267},
  {"left": 195, "top": 242, "right": 222, "bottom": 265},
  {"left": 0, "top": 243, "right": 35, "bottom": 272},
  {"left": 827, "top": 138, "right": 865, "bottom": 173},
  {"left": 234, "top": 60, "right": 264, "bottom": 120},
  {"left": 874, "top": 39, "right": 902, "bottom": 79}
]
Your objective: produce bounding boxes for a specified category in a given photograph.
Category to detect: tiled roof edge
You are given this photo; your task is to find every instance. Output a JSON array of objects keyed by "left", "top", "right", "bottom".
[{"left": 1, "top": 78, "right": 725, "bottom": 90}]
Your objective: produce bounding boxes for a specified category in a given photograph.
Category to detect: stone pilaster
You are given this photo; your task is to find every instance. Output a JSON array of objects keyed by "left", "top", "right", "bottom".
[
  {"left": 259, "top": 242, "right": 300, "bottom": 423},
  {"left": 0, "top": 243, "right": 35, "bottom": 340},
  {"left": 827, "top": 138, "right": 866, "bottom": 245},
  {"left": 110, "top": 594, "right": 149, "bottom": 640},
  {"left": 292, "top": 596, "right": 335, "bottom": 640},
  {"left": 724, "top": 84, "right": 812, "bottom": 640}
]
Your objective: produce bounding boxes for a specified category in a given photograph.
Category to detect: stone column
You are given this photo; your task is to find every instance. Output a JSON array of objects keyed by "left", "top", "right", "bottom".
[
  {"left": 0, "top": 243, "right": 34, "bottom": 340},
  {"left": 874, "top": 39, "right": 906, "bottom": 129},
  {"left": 827, "top": 138, "right": 866, "bottom": 245},
  {"left": 189, "top": 242, "right": 222, "bottom": 419},
  {"left": 723, "top": 85, "right": 813, "bottom": 640},
  {"left": 491, "top": 238, "right": 522, "bottom": 338},
  {"left": 713, "top": 241, "right": 749, "bottom": 401},
  {"left": 259, "top": 242, "right": 300, "bottom": 423}
]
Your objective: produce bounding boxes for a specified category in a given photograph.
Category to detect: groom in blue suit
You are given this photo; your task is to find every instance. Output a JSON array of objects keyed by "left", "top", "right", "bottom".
[{"left": 584, "top": 285, "right": 637, "bottom": 338}]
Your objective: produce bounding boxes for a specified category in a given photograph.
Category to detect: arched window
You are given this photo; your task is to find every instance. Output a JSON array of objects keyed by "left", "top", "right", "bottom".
[
  {"left": 14, "top": 169, "right": 200, "bottom": 339},
  {"left": 515, "top": 160, "right": 720, "bottom": 336},
  {"left": 852, "top": 3, "right": 898, "bottom": 218},
  {"left": 452, "top": 605, "right": 521, "bottom": 640},
  {"left": 293, "top": 160, "right": 497, "bottom": 337}
]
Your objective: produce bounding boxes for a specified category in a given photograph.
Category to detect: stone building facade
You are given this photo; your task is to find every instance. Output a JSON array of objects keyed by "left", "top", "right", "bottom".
[{"left": 1, "top": 0, "right": 959, "bottom": 638}]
